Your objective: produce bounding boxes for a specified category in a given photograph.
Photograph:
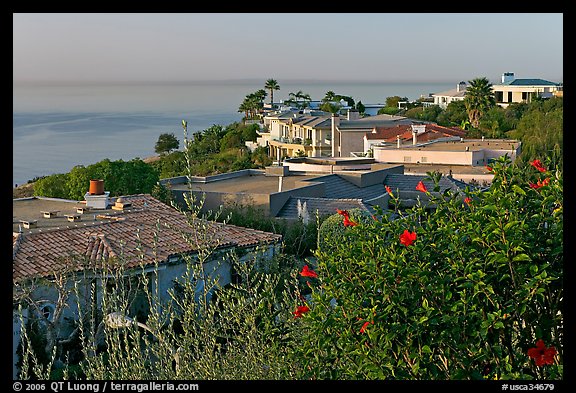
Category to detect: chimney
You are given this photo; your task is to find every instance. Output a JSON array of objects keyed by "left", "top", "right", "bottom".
[
  {"left": 347, "top": 109, "right": 359, "bottom": 120},
  {"left": 331, "top": 114, "right": 340, "bottom": 157},
  {"left": 278, "top": 176, "right": 283, "bottom": 192},
  {"left": 502, "top": 72, "right": 515, "bottom": 84},
  {"left": 397, "top": 135, "right": 401, "bottom": 148},
  {"left": 412, "top": 130, "right": 417, "bottom": 145},
  {"left": 85, "top": 180, "right": 110, "bottom": 209}
]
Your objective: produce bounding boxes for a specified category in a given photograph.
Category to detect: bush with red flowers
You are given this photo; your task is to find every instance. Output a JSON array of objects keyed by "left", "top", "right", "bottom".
[{"left": 295, "top": 155, "right": 563, "bottom": 380}]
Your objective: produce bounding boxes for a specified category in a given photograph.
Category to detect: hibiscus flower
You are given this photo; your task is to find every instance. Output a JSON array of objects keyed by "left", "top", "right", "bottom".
[
  {"left": 399, "top": 229, "right": 417, "bottom": 246},
  {"left": 527, "top": 339, "right": 556, "bottom": 366},
  {"left": 300, "top": 265, "right": 318, "bottom": 278},
  {"left": 293, "top": 305, "right": 310, "bottom": 319},
  {"left": 416, "top": 180, "right": 428, "bottom": 193},
  {"left": 530, "top": 159, "right": 547, "bottom": 173}
]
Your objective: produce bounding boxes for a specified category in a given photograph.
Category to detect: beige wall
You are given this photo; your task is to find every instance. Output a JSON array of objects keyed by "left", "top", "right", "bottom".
[
  {"left": 338, "top": 130, "right": 368, "bottom": 157},
  {"left": 373, "top": 148, "right": 483, "bottom": 166}
]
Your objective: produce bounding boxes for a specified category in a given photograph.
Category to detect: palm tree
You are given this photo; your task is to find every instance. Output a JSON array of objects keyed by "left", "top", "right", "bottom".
[
  {"left": 464, "top": 77, "right": 496, "bottom": 128},
  {"left": 264, "top": 79, "right": 280, "bottom": 106},
  {"left": 323, "top": 91, "right": 336, "bottom": 103}
]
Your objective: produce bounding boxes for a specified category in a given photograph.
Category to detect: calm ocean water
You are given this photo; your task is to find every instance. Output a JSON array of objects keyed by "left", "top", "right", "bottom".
[{"left": 13, "top": 80, "right": 453, "bottom": 186}]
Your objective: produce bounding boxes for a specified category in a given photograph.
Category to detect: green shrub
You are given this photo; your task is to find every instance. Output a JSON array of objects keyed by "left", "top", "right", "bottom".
[{"left": 296, "top": 155, "right": 563, "bottom": 380}]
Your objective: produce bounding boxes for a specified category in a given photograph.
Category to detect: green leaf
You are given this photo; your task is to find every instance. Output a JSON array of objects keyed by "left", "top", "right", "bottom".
[
  {"left": 513, "top": 253, "right": 532, "bottom": 262},
  {"left": 512, "top": 184, "right": 527, "bottom": 196}
]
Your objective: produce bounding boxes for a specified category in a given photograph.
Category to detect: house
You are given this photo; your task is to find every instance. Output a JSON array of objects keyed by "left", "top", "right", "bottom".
[
  {"left": 329, "top": 112, "right": 417, "bottom": 157},
  {"left": 372, "top": 138, "right": 521, "bottom": 184},
  {"left": 162, "top": 160, "right": 473, "bottom": 220},
  {"left": 263, "top": 108, "right": 331, "bottom": 159},
  {"left": 265, "top": 109, "right": 420, "bottom": 160},
  {"left": 430, "top": 81, "right": 467, "bottom": 109},
  {"left": 364, "top": 123, "right": 467, "bottom": 154},
  {"left": 492, "top": 72, "right": 562, "bottom": 108},
  {"left": 12, "top": 184, "right": 282, "bottom": 376}
]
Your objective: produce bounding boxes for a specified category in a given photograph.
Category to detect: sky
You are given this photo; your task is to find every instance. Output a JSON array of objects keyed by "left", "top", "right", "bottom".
[{"left": 13, "top": 13, "right": 564, "bottom": 84}]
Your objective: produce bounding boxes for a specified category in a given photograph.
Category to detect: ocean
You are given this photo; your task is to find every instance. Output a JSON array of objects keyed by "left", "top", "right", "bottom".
[{"left": 13, "top": 80, "right": 454, "bottom": 187}]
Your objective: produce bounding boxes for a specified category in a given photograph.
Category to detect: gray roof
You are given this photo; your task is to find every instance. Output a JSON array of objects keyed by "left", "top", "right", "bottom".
[
  {"left": 383, "top": 173, "right": 468, "bottom": 193},
  {"left": 432, "top": 88, "right": 467, "bottom": 98},
  {"left": 305, "top": 174, "right": 387, "bottom": 200},
  {"left": 338, "top": 117, "right": 415, "bottom": 130},
  {"left": 276, "top": 197, "right": 369, "bottom": 219}
]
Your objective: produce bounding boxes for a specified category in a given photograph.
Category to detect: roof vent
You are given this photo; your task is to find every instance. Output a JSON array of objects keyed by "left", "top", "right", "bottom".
[{"left": 112, "top": 197, "right": 132, "bottom": 211}]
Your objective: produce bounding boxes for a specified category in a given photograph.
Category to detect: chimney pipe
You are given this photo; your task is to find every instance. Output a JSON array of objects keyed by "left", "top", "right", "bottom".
[
  {"left": 89, "top": 179, "right": 105, "bottom": 195},
  {"left": 412, "top": 131, "right": 417, "bottom": 145},
  {"left": 278, "top": 176, "right": 283, "bottom": 192},
  {"left": 397, "top": 135, "right": 401, "bottom": 148}
]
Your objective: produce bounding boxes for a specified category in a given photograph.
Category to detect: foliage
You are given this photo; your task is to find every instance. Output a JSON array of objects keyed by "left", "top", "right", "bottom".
[
  {"left": 385, "top": 95, "right": 408, "bottom": 108},
  {"left": 435, "top": 100, "right": 468, "bottom": 127},
  {"left": 215, "top": 203, "right": 321, "bottom": 259},
  {"left": 154, "top": 133, "right": 180, "bottom": 155},
  {"left": 317, "top": 208, "right": 374, "bottom": 252},
  {"left": 296, "top": 155, "right": 563, "bottom": 380},
  {"left": 33, "top": 173, "right": 71, "bottom": 199},
  {"left": 507, "top": 97, "right": 563, "bottom": 169},
  {"left": 264, "top": 78, "right": 280, "bottom": 106},
  {"left": 377, "top": 107, "right": 402, "bottom": 116},
  {"left": 464, "top": 77, "right": 496, "bottom": 128},
  {"left": 34, "top": 159, "right": 159, "bottom": 200}
]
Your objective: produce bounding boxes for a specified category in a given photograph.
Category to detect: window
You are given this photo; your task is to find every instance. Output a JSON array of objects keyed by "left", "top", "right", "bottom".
[{"left": 507, "top": 92, "right": 513, "bottom": 102}]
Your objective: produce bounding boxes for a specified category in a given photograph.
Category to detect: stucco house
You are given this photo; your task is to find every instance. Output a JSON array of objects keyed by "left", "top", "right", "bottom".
[
  {"left": 12, "top": 186, "right": 282, "bottom": 377},
  {"left": 430, "top": 81, "right": 467, "bottom": 109},
  {"left": 492, "top": 72, "right": 562, "bottom": 108},
  {"left": 364, "top": 123, "right": 466, "bottom": 154}
]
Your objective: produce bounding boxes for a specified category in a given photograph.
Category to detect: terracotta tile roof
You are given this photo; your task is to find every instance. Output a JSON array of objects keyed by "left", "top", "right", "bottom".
[
  {"left": 13, "top": 194, "right": 282, "bottom": 282},
  {"left": 365, "top": 124, "right": 466, "bottom": 141}
]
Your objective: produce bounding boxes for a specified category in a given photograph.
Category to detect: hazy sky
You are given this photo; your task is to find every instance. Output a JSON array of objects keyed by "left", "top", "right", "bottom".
[{"left": 13, "top": 13, "right": 563, "bottom": 84}]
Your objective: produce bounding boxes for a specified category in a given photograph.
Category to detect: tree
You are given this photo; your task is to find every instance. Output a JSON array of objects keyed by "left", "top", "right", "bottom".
[
  {"left": 356, "top": 101, "right": 365, "bottom": 114},
  {"left": 464, "top": 77, "right": 496, "bottom": 128},
  {"left": 264, "top": 79, "right": 280, "bottom": 106},
  {"left": 155, "top": 133, "right": 180, "bottom": 155},
  {"left": 385, "top": 95, "right": 408, "bottom": 108}
]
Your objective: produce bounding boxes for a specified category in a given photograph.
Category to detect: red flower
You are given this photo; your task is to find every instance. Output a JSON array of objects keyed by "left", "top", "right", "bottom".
[
  {"left": 385, "top": 185, "right": 393, "bottom": 195},
  {"left": 529, "top": 178, "right": 550, "bottom": 190},
  {"left": 359, "top": 320, "right": 374, "bottom": 334},
  {"left": 416, "top": 180, "right": 428, "bottom": 193},
  {"left": 343, "top": 216, "right": 358, "bottom": 227},
  {"left": 293, "top": 305, "right": 310, "bottom": 319},
  {"left": 399, "top": 229, "right": 417, "bottom": 246},
  {"left": 464, "top": 197, "right": 472, "bottom": 205},
  {"left": 300, "top": 265, "right": 318, "bottom": 278},
  {"left": 337, "top": 209, "right": 357, "bottom": 227},
  {"left": 530, "top": 159, "right": 547, "bottom": 173},
  {"left": 486, "top": 165, "right": 493, "bottom": 172},
  {"left": 527, "top": 339, "right": 556, "bottom": 366}
]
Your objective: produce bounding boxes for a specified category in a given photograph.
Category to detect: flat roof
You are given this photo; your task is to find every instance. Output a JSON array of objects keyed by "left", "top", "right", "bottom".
[
  {"left": 375, "top": 139, "right": 520, "bottom": 152},
  {"left": 169, "top": 174, "right": 321, "bottom": 194},
  {"left": 12, "top": 197, "right": 110, "bottom": 233}
]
